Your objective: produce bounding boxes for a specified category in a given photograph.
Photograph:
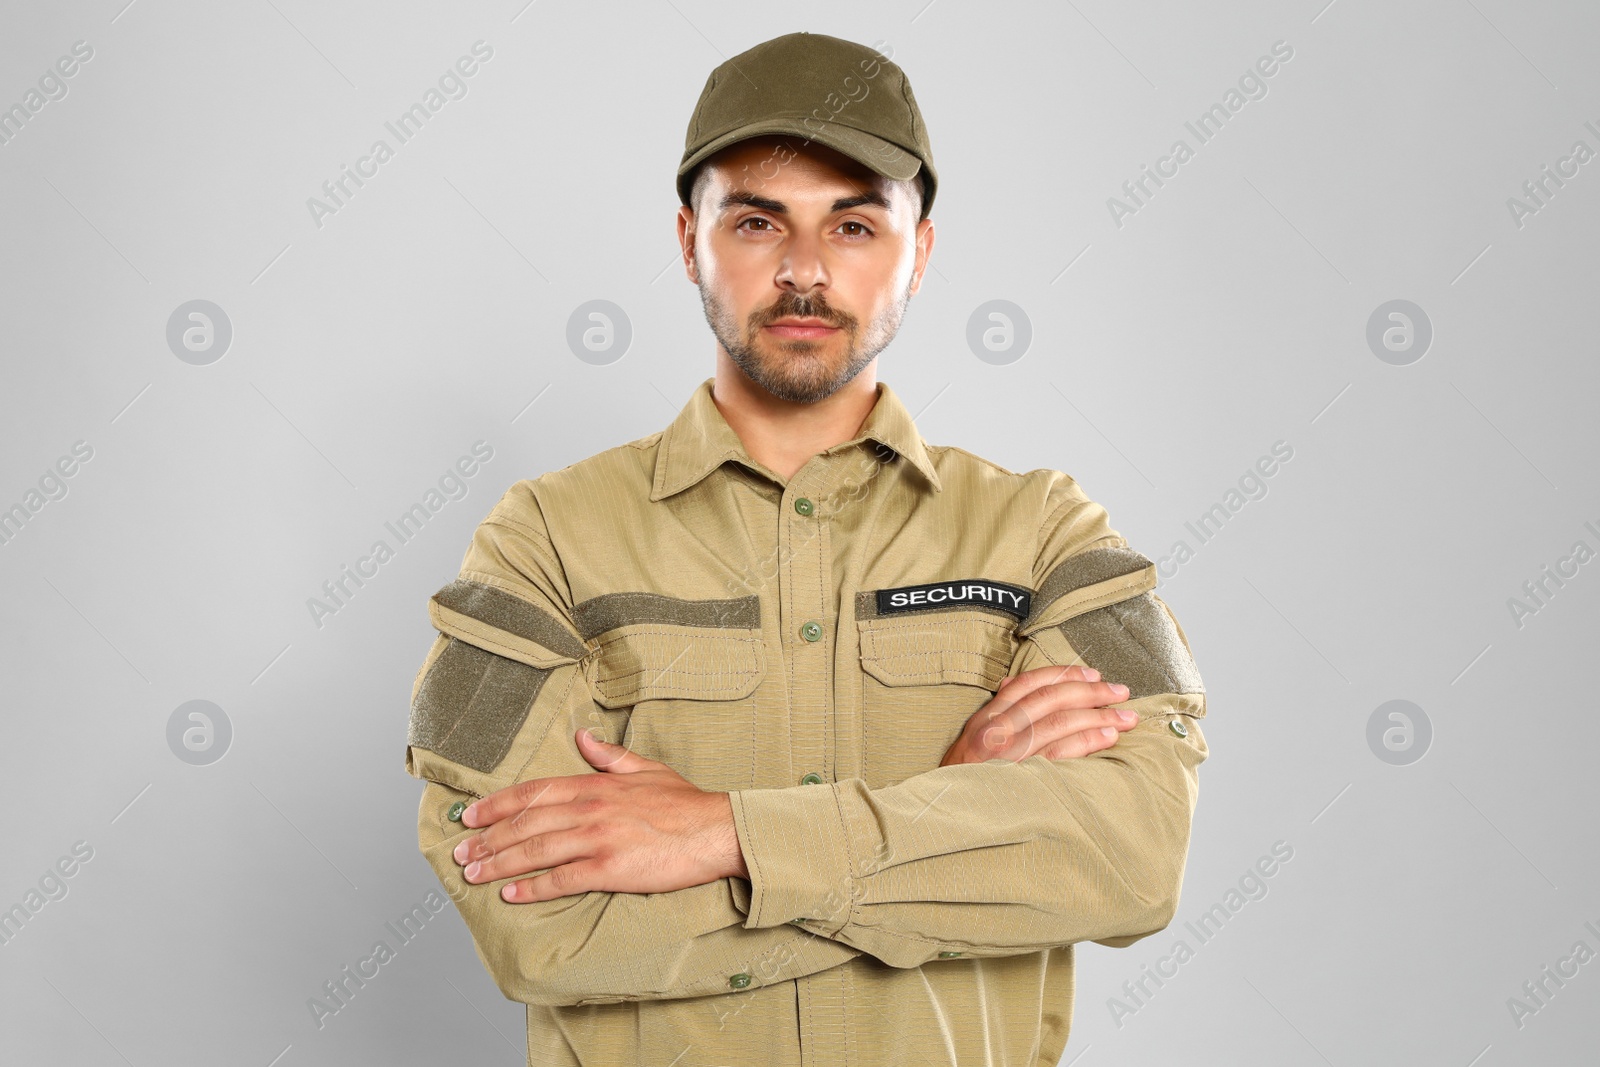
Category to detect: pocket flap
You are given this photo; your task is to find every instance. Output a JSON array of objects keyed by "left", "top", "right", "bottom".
[
  {"left": 588, "top": 625, "right": 765, "bottom": 709},
  {"left": 857, "top": 611, "right": 1016, "bottom": 690}
]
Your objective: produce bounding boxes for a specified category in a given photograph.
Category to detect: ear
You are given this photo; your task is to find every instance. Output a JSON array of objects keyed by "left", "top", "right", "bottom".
[
  {"left": 677, "top": 205, "right": 699, "bottom": 284},
  {"left": 909, "top": 217, "right": 934, "bottom": 296}
]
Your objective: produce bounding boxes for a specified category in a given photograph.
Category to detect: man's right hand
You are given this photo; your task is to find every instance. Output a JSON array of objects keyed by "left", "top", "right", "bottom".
[{"left": 940, "top": 664, "right": 1138, "bottom": 767}]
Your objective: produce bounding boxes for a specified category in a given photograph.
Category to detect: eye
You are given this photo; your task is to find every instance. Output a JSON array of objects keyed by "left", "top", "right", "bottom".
[
  {"left": 738, "top": 216, "right": 775, "bottom": 232},
  {"left": 837, "top": 220, "right": 872, "bottom": 237}
]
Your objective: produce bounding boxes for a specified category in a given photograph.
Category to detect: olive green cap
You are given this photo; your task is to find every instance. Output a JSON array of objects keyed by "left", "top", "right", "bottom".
[{"left": 677, "top": 32, "right": 937, "bottom": 219}]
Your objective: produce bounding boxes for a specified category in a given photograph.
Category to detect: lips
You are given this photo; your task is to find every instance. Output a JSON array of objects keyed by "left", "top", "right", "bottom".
[{"left": 764, "top": 318, "right": 840, "bottom": 338}]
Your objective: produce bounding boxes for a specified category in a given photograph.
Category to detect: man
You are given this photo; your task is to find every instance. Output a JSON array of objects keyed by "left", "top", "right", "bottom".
[{"left": 405, "top": 30, "right": 1208, "bottom": 1066}]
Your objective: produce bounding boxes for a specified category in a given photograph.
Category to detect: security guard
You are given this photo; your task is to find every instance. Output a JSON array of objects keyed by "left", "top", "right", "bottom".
[{"left": 405, "top": 31, "right": 1207, "bottom": 1066}]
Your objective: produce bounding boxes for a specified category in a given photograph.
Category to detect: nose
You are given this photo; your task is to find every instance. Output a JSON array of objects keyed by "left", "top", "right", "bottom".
[{"left": 774, "top": 227, "right": 829, "bottom": 296}]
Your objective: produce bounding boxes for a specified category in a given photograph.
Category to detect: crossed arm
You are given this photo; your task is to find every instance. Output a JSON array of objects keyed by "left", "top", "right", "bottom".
[
  {"left": 411, "top": 611, "right": 1206, "bottom": 1005},
  {"left": 448, "top": 661, "right": 1135, "bottom": 898},
  {"left": 408, "top": 480, "right": 1208, "bottom": 1006}
]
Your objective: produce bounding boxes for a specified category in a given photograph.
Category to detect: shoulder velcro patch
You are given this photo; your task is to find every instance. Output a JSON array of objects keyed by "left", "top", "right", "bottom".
[
  {"left": 1056, "top": 592, "right": 1204, "bottom": 700},
  {"left": 408, "top": 639, "right": 561, "bottom": 775},
  {"left": 429, "top": 578, "right": 587, "bottom": 667},
  {"left": 1018, "top": 545, "right": 1203, "bottom": 701},
  {"left": 409, "top": 578, "right": 587, "bottom": 776},
  {"left": 1018, "top": 545, "right": 1157, "bottom": 636},
  {"left": 572, "top": 591, "right": 761, "bottom": 640}
]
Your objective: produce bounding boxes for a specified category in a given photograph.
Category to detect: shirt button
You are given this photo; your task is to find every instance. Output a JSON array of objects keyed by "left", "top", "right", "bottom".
[
  {"left": 800, "top": 620, "right": 822, "bottom": 642},
  {"left": 728, "top": 972, "right": 752, "bottom": 989},
  {"left": 1169, "top": 719, "right": 1189, "bottom": 738},
  {"left": 938, "top": 951, "right": 963, "bottom": 958},
  {"left": 446, "top": 801, "right": 467, "bottom": 822},
  {"left": 800, "top": 772, "right": 824, "bottom": 785},
  {"left": 794, "top": 497, "right": 815, "bottom": 516}
]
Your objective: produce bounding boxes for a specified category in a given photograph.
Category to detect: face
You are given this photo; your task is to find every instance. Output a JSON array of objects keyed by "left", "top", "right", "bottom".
[{"left": 678, "top": 136, "right": 934, "bottom": 404}]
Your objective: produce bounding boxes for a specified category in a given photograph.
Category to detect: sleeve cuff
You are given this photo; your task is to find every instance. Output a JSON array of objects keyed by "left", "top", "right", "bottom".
[
  {"left": 727, "top": 783, "right": 857, "bottom": 933},
  {"left": 728, "top": 874, "right": 751, "bottom": 916}
]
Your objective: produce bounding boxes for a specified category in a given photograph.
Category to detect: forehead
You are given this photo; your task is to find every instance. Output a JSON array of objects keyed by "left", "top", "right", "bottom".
[{"left": 700, "top": 135, "right": 896, "bottom": 204}]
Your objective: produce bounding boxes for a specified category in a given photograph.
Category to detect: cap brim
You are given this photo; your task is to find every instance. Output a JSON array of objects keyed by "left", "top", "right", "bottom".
[{"left": 677, "top": 116, "right": 921, "bottom": 205}]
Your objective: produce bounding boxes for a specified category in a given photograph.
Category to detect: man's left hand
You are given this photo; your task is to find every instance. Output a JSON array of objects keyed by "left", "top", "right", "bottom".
[{"left": 452, "top": 728, "right": 749, "bottom": 903}]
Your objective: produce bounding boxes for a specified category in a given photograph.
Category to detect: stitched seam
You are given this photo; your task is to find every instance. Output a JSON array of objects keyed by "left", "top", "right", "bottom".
[
  {"left": 868, "top": 665, "right": 998, "bottom": 684},
  {"left": 742, "top": 794, "right": 771, "bottom": 926},
  {"left": 1039, "top": 486, "right": 1085, "bottom": 537},
  {"left": 436, "top": 619, "right": 575, "bottom": 668},
  {"left": 481, "top": 517, "right": 565, "bottom": 576},
  {"left": 510, "top": 664, "right": 579, "bottom": 783},
  {"left": 847, "top": 924, "right": 959, "bottom": 948},
  {"left": 842, "top": 467, "right": 900, "bottom": 784},
  {"left": 591, "top": 630, "right": 762, "bottom": 692},
  {"left": 863, "top": 648, "right": 1011, "bottom": 667},
  {"left": 593, "top": 629, "right": 760, "bottom": 647},
  {"left": 830, "top": 783, "right": 860, "bottom": 934},
  {"left": 933, "top": 443, "right": 1019, "bottom": 478}
]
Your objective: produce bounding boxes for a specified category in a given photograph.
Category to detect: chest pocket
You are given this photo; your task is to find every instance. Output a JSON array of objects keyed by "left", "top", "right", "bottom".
[
  {"left": 856, "top": 609, "right": 1018, "bottom": 787},
  {"left": 585, "top": 624, "right": 765, "bottom": 791},
  {"left": 858, "top": 610, "right": 1016, "bottom": 690}
]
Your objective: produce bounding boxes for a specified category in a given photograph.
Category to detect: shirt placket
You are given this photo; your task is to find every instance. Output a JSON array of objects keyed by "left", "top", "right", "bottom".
[{"left": 780, "top": 452, "right": 853, "bottom": 1067}]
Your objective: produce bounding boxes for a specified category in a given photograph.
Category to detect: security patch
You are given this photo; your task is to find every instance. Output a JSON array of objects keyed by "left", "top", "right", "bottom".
[{"left": 875, "top": 578, "right": 1033, "bottom": 620}]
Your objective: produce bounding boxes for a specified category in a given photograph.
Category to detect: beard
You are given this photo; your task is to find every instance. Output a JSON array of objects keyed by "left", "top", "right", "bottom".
[{"left": 698, "top": 276, "right": 913, "bottom": 404}]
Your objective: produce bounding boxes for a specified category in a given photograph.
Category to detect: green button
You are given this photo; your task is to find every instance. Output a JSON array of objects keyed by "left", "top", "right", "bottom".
[
  {"left": 938, "top": 951, "right": 963, "bottom": 958},
  {"left": 788, "top": 918, "right": 809, "bottom": 926},
  {"left": 728, "top": 972, "right": 752, "bottom": 989},
  {"left": 1169, "top": 719, "right": 1189, "bottom": 738},
  {"left": 794, "top": 497, "right": 815, "bottom": 516},
  {"left": 801, "top": 620, "right": 822, "bottom": 641},
  {"left": 446, "top": 801, "right": 467, "bottom": 822},
  {"left": 800, "top": 772, "right": 824, "bottom": 785}
]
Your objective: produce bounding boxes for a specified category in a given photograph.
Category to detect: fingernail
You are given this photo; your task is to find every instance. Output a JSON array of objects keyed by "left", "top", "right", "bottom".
[
  {"left": 453, "top": 842, "right": 468, "bottom": 864},
  {"left": 464, "top": 861, "right": 481, "bottom": 881},
  {"left": 1100, "top": 727, "right": 1117, "bottom": 739},
  {"left": 1083, "top": 667, "right": 1101, "bottom": 680},
  {"left": 1112, "top": 683, "right": 1129, "bottom": 695},
  {"left": 1117, "top": 708, "right": 1137, "bottom": 723}
]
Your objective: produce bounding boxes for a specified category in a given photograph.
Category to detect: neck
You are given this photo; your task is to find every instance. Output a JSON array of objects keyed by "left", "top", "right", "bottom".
[{"left": 711, "top": 352, "right": 879, "bottom": 482}]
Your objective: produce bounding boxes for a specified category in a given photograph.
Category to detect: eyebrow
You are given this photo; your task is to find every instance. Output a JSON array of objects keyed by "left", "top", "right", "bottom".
[{"left": 718, "top": 189, "right": 893, "bottom": 214}]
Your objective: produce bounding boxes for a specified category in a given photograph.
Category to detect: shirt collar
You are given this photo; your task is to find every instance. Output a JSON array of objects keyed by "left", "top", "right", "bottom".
[{"left": 650, "top": 377, "right": 943, "bottom": 501}]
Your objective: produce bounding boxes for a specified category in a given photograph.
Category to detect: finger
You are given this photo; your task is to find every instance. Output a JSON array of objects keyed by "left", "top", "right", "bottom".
[
  {"left": 1033, "top": 704, "right": 1139, "bottom": 742},
  {"left": 1038, "top": 725, "right": 1123, "bottom": 761},
  {"left": 462, "top": 775, "right": 571, "bottom": 829},
  {"left": 503, "top": 859, "right": 606, "bottom": 903},
  {"left": 985, "top": 664, "right": 1102, "bottom": 716},
  {"left": 465, "top": 822, "right": 592, "bottom": 884},
  {"left": 1011, "top": 679, "right": 1131, "bottom": 721},
  {"left": 455, "top": 800, "right": 580, "bottom": 869},
  {"left": 576, "top": 728, "right": 660, "bottom": 773},
  {"left": 975, "top": 680, "right": 1131, "bottom": 762},
  {"left": 1028, "top": 706, "right": 1139, "bottom": 758},
  {"left": 985, "top": 679, "right": 1131, "bottom": 742}
]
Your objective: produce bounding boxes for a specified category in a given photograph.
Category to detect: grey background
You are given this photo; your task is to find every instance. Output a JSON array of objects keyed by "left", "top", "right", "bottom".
[{"left": 2, "top": 0, "right": 1595, "bottom": 1063}]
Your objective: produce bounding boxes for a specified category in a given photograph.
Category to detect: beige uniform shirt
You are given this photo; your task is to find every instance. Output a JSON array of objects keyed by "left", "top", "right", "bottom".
[{"left": 405, "top": 376, "right": 1209, "bottom": 1066}]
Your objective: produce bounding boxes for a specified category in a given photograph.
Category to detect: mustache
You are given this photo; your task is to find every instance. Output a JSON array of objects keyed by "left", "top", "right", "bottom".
[{"left": 752, "top": 294, "right": 854, "bottom": 329}]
